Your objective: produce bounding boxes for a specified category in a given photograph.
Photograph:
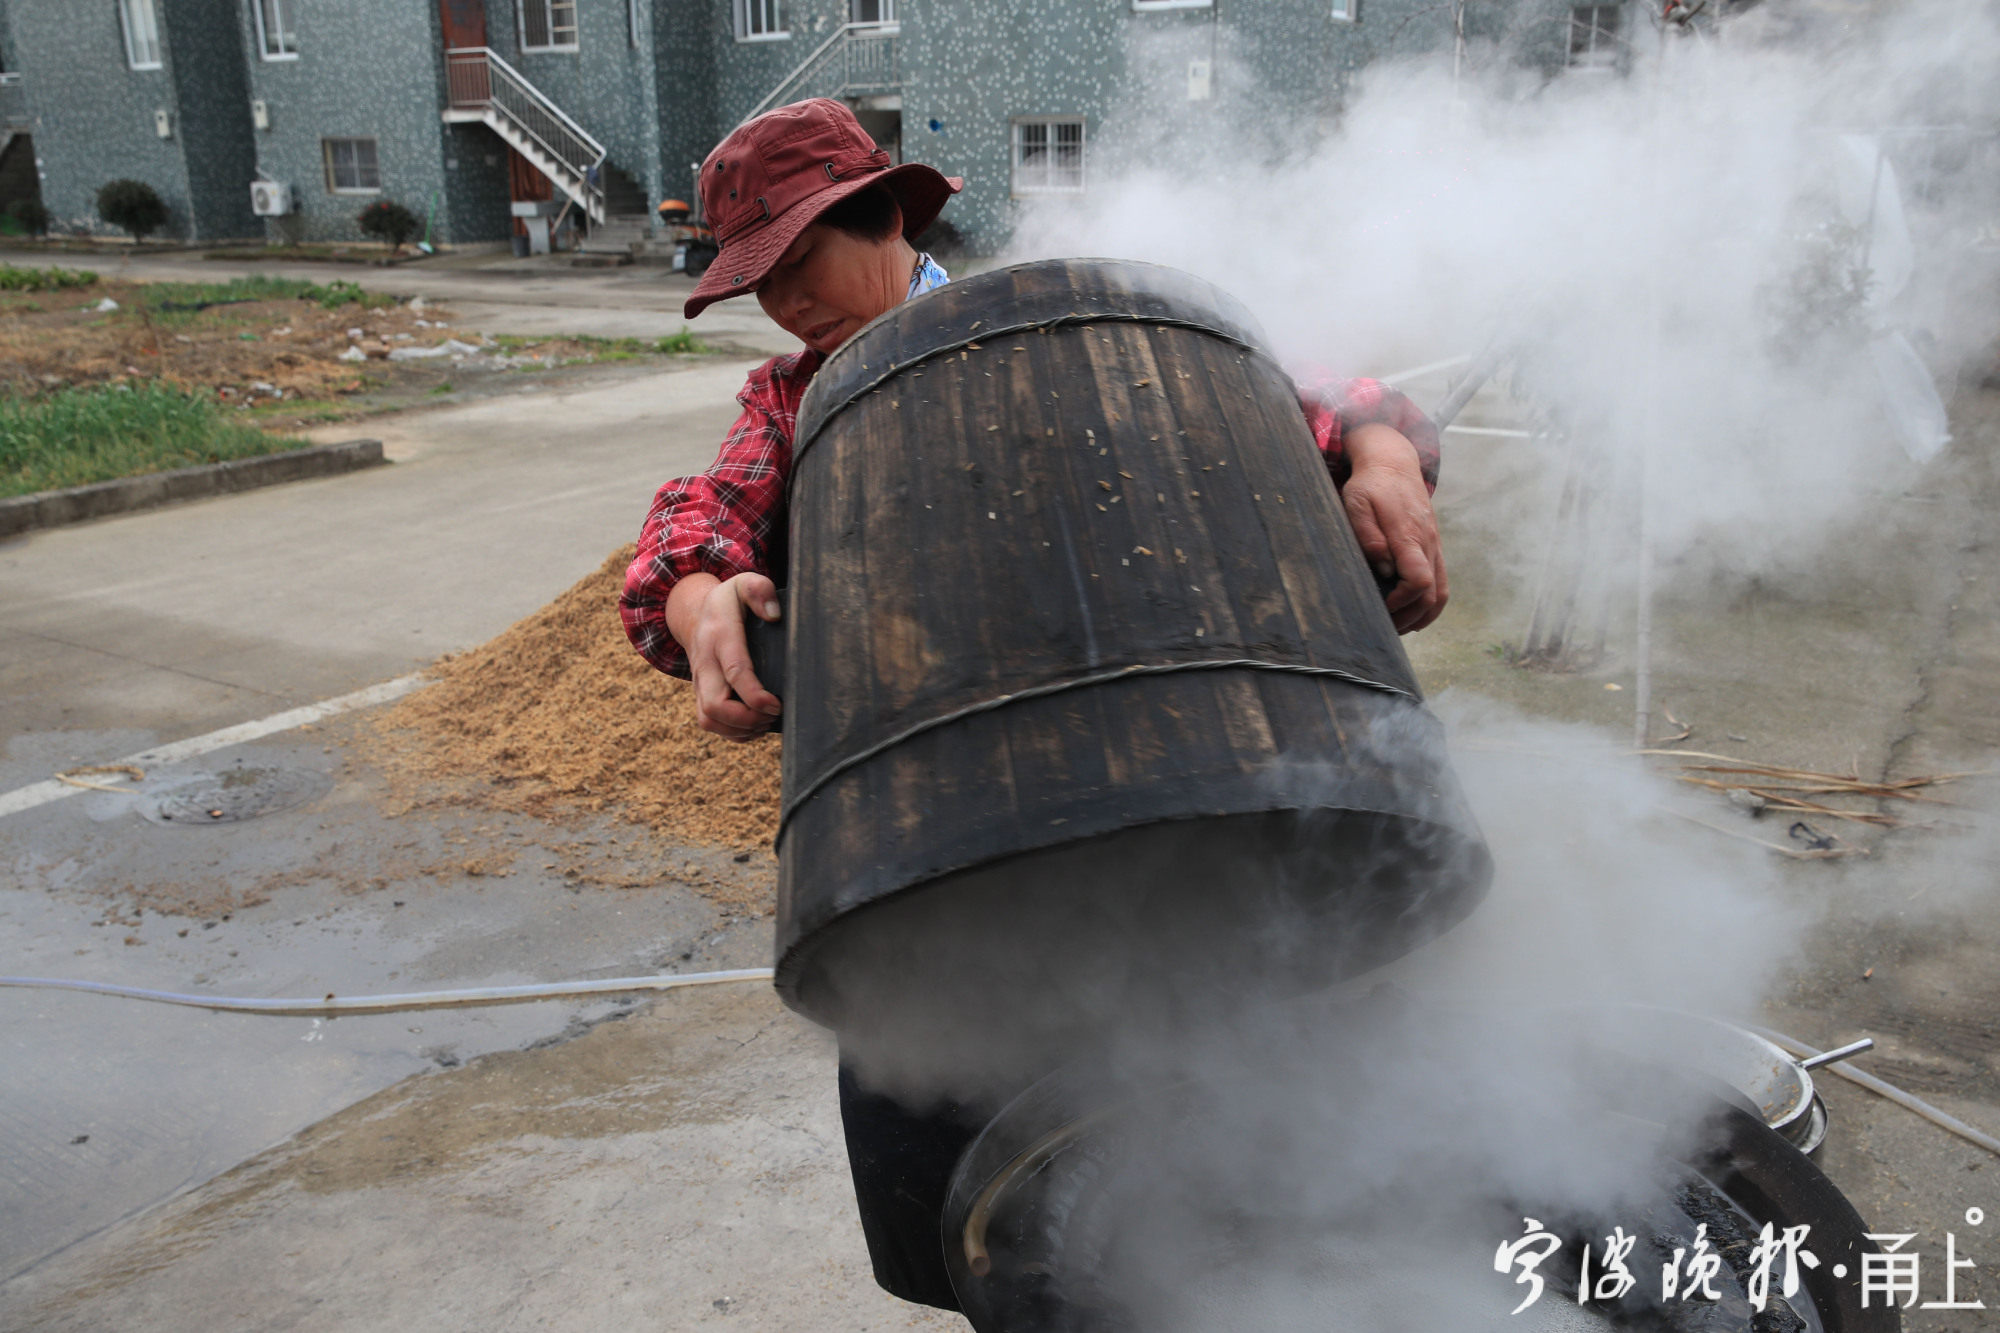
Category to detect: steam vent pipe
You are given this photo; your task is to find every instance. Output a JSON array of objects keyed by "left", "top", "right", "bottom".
[{"left": 773, "top": 259, "right": 1493, "bottom": 1070}]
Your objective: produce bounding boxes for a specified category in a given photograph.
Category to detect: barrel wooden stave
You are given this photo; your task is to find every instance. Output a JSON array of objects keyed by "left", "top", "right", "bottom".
[{"left": 778, "top": 259, "right": 1489, "bottom": 1053}]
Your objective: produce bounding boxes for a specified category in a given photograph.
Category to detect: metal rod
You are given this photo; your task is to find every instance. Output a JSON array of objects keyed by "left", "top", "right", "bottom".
[
  {"left": 1796, "top": 1037, "right": 1876, "bottom": 1071},
  {"left": 0, "top": 969, "right": 775, "bottom": 1018}
]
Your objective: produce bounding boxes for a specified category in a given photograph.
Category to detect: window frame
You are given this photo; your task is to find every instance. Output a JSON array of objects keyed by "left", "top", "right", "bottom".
[
  {"left": 849, "top": 0, "right": 897, "bottom": 28},
  {"left": 520, "top": 0, "right": 581, "bottom": 53},
  {"left": 1131, "top": 0, "right": 1213, "bottom": 11},
  {"left": 1011, "top": 117, "right": 1087, "bottom": 198},
  {"left": 1567, "top": 4, "right": 1622, "bottom": 68},
  {"left": 322, "top": 136, "right": 383, "bottom": 195},
  {"left": 119, "top": 0, "right": 164, "bottom": 71},
  {"left": 252, "top": 0, "right": 300, "bottom": 62},
  {"left": 734, "top": 0, "right": 789, "bottom": 42}
]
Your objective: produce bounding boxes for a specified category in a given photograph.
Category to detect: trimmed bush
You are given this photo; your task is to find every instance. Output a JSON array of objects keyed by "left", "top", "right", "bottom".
[
  {"left": 97, "top": 179, "right": 170, "bottom": 242},
  {"left": 6, "top": 198, "right": 51, "bottom": 238},
  {"left": 357, "top": 200, "right": 421, "bottom": 253}
]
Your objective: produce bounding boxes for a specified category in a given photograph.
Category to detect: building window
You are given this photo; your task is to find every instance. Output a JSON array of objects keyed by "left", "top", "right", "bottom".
[
  {"left": 1568, "top": 5, "right": 1621, "bottom": 67},
  {"left": 850, "top": 0, "right": 896, "bottom": 25},
  {"left": 119, "top": 0, "right": 163, "bottom": 70},
  {"left": 1132, "top": 0, "right": 1213, "bottom": 10},
  {"left": 521, "top": 0, "right": 580, "bottom": 51},
  {"left": 1012, "top": 119, "right": 1085, "bottom": 196},
  {"left": 735, "top": 0, "right": 787, "bottom": 41},
  {"left": 1331, "top": 0, "right": 1358, "bottom": 20},
  {"left": 629, "top": 0, "right": 642, "bottom": 47},
  {"left": 323, "top": 137, "right": 381, "bottom": 193},
  {"left": 253, "top": 0, "right": 299, "bottom": 60}
]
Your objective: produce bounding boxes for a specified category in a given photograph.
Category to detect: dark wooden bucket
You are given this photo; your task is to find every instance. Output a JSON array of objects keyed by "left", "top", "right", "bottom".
[{"left": 776, "top": 259, "right": 1490, "bottom": 1090}]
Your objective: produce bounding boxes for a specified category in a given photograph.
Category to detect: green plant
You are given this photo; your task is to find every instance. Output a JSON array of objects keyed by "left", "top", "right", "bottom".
[
  {"left": 0, "top": 264, "right": 98, "bottom": 292},
  {"left": 656, "top": 326, "right": 707, "bottom": 355},
  {"left": 0, "top": 383, "right": 300, "bottom": 498},
  {"left": 7, "top": 198, "right": 52, "bottom": 237},
  {"left": 356, "top": 200, "right": 421, "bottom": 253},
  {"left": 96, "top": 179, "right": 171, "bottom": 242},
  {"left": 134, "top": 274, "right": 393, "bottom": 317}
]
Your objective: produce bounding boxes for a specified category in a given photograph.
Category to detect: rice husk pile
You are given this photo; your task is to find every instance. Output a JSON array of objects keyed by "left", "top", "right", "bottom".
[{"left": 372, "top": 544, "right": 781, "bottom": 847}]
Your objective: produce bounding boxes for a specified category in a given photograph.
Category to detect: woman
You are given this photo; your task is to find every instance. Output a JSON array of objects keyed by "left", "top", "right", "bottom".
[{"left": 620, "top": 97, "right": 1450, "bottom": 1311}]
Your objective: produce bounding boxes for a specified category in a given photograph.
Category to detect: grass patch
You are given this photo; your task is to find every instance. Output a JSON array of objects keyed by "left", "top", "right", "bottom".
[
  {"left": 486, "top": 329, "right": 715, "bottom": 361},
  {"left": 0, "top": 264, "right": 99, "bottom": 292},
  {"left": 0, "top": 383, "right": 303, "bottom": 498},
  {"left": 138, "top": 275, "right": 395, "bottom": 316}
]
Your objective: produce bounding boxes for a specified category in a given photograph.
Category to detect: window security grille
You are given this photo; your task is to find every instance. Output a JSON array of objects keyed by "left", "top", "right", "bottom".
[
  {"left": 323, "top": 137, "right": 382, "bottom": 193},
  {"left": 1013, "top": 120, "right": 1085, "bottom": 195},
  {"left": 120, "top": 0, "right": 163, "bottom": 69},
  {"left": 736, "top": 0, "right": 786, "bottom": 40},
  {"left": 255, "top": 0, "right": 299, "bottom": 59},
  {"left": 523, "top": 0, "right": 580, "bottom": 51}
]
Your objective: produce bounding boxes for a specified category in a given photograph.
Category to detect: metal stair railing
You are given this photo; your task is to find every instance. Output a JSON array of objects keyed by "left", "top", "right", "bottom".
[
  {"left": 445, "top": 47, "right": 606, "bottom": 220},
  {"left": 741, "top": 23, "right": 900, "bottom": 125}
]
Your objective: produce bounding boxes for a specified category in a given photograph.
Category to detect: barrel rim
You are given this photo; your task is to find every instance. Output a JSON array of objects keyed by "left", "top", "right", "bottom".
[
  {"left": 773, "top": 800, "right": 1495, "bottom": 1018},
  {"left": 791, "top": 257, "right": 1277, "bottom": 471}
]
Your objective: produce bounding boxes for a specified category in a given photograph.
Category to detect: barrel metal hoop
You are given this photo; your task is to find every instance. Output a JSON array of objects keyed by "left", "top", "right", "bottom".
[
  {"left": 774, "top": 659, "right": 1417, "bottom": 843},
  {"left": 789, "top": 313, "right": 1271, "bottom": 474}
]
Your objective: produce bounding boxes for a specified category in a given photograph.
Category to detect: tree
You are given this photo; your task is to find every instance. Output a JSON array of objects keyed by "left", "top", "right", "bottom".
[
  {"left": 357, "top": 200, "right": 421, "bottom": 254},
  {"left": 96, "top": 179, "right": 170, "bottom": 242}
]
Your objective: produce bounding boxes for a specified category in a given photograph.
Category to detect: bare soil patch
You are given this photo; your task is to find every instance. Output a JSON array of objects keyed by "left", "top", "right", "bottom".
[{"left": 0, "top": 278, "right": 695, "bottom": 434}]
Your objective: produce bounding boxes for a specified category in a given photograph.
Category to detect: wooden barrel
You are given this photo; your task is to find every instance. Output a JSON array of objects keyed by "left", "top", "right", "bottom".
[{"left": 777, "top": 259, "right": 1491, "bottom": 1090}]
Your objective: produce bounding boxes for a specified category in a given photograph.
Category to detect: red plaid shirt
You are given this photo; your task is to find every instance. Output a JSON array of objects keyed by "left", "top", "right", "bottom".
[{"left": 622, "top": 352, "right": 1440, "bottom": 678}]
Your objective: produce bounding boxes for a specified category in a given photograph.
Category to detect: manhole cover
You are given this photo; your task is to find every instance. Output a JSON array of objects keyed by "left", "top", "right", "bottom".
[{"left": 139, "top": 766, "right": 332, "bottom": 827}]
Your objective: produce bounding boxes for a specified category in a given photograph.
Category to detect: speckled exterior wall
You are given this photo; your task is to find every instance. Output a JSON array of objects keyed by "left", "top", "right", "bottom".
[
  {"left": 692, "top": 0, "right": 1593, "bottom": 255},
  {"left": 162, "top": 0, "right": 259, "bottom": 239},
  {"left": 238, "top": 2, "right": 500, "bottom": 245},
  {"left": 895, "top": 0, "right": 1487, "bottom": 254},
  {"left": 482, "top": 0, "right": 667, "bottom": 210},
  {"left": 0, "top": 0, "right": 1607, "bottom": 251},
  {"left": 8, "top": 0, "right": 199, "bottom": 238}
]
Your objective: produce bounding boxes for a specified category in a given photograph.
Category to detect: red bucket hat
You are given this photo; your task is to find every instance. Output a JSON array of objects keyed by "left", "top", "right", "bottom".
[{"left": 685, "top": 98, "right": 962, "bottom": 319}]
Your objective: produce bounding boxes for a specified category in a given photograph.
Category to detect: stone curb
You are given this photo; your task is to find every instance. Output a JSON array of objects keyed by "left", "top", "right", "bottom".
[{"left": 0, "top": 439, "right": 387, "bottom": 539}]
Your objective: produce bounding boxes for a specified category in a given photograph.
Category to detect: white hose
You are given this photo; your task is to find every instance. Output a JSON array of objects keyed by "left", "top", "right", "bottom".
[
  {"left": 0, "top": 968, "right": 776, "bottom": 1017},
  {"left": 1752, "top": 1025, "right": 2000, "bottom": 1160}
]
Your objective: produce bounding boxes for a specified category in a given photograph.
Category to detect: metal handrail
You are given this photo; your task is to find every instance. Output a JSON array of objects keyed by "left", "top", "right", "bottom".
[
  {"left": 741, "top": 23, "right": 900, "bottom": 124},
  {"left": 445, "top": 46, "right": 605, "bottom": 215}
]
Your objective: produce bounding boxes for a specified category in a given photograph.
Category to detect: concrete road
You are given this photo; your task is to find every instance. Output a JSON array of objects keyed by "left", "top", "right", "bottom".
[
  {"left": 0, "top": 355, "right": 751, "bottom": 781},
  {"left": 2, "top": 268, "right": 1996, "bottom": 1328}
]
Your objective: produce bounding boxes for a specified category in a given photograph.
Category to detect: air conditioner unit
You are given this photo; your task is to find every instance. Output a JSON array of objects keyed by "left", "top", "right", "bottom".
[{"left": 250, "top": 180, "right": 293, "bottom": 216}]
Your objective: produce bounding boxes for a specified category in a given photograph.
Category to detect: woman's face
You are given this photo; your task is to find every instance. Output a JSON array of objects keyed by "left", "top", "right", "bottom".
[{"left": 757, "top": 216, "right": 909, "bottom": 356}]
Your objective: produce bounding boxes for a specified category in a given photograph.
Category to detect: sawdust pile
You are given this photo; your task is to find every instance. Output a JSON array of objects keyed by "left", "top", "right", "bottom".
[{"left": 374, "top": 545, "right": 782, "bottom": 847}]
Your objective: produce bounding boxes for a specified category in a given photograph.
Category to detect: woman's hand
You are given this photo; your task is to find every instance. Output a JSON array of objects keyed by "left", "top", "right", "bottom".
[
  {"left": 1342, "top": 424, "right": 1448, "bottom": 634},
  {"left": 670, "top": 572, "right": 783, "bottom": 740}
]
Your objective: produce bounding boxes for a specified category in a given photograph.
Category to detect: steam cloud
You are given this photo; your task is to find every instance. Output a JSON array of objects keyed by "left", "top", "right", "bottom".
[{"left": 851, "top": 7, "right": 1997, "bottom": 1325}]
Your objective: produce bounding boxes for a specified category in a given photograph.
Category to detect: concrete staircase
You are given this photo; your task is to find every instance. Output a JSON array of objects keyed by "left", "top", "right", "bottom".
[
  {"left": 573, "top": 163, "right": 650, "bottom": 266},
  {"left": 443, "top": 47, "right": 606, "bottom": 224}
]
